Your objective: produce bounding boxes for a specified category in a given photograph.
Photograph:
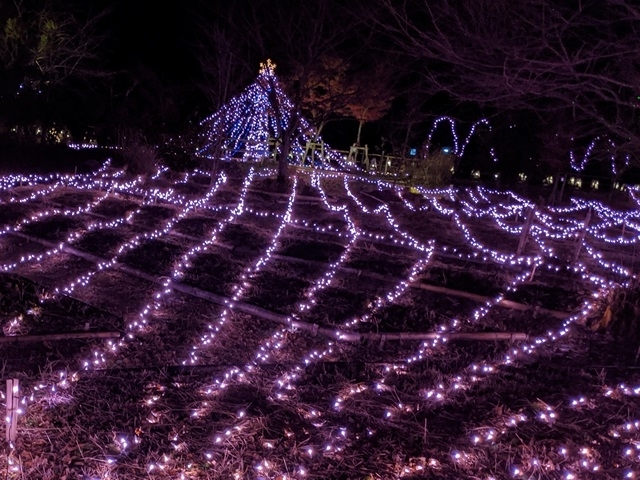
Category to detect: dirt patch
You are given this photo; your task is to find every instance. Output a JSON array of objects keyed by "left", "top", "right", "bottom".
[{"left": 121, "top": 238, "right": 186, "bottom": 277}]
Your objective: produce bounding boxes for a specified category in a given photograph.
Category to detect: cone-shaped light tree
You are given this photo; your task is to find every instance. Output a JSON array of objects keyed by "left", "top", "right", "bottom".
[{"left": 198, "top": 60, "right": 353, "bottom": 178}]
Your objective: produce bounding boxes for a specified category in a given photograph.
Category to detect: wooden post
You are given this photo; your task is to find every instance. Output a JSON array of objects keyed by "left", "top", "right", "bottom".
[
  {"left": 347, "top": 145, "right": 357, "bottom": 164},
  {"left": 573, "top": 207, "right": 592, "bottom": 263},
  {"left": 303, "top": 141, "right": 311, "bottom": 166},
  {"left": 516, "top": 207, "right": 535, "bottom": 256},
  {"left": 548, "top": 175, "right": 560, "bottom": 205},
  {"left": 6, "top": 379, "right": 19, "bottom": 442},
  {"left": 558, "top": 174, "right": 567, "bottom": 204},
  {"left": 0, "top": 331, "right": 120, "bottom": 343}
]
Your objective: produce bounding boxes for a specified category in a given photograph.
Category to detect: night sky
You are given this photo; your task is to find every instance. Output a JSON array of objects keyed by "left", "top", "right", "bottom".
[{"left": 108, "top": 0, "right": 196, "bottom": 79}]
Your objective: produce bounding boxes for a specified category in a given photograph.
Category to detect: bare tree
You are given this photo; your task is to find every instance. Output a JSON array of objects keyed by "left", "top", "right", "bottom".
[
  {"left": 374, "top": 0, "right": 640, "bottom": 169},
  {"left": 192, "top": 1, "right": 255, "bottom": 111},
  {"left": 249, "top": 0, "right": 368, "bottom": 180},
  {"left": 0, "top": 0, "right": 109, "bottom": 87},
  {"left": 293, "top": 55, "right": 358, "bottom": 137},
  {"left": 345, "top": 64, "right": 394, "bottom": 146}
]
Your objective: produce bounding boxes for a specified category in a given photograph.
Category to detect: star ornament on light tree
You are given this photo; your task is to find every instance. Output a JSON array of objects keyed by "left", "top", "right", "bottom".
[{"left": 259, "top": 59, "right": 277, "bottom": 76}]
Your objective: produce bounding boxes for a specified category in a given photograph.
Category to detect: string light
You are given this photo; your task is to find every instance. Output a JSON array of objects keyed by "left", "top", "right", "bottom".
[
  {"left": 198, "top": 65, "right": 346, "bottom": 170},
  {"left": 4, "top": 158, "right": 640, "bottom": 479},
  {"left": 50, "top": 172, "right": 228, "bottom": 297}
]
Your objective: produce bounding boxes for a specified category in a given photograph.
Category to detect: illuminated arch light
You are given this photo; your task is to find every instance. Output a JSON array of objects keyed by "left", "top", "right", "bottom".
[{"left": 569, "top": 136, "right": 623, "bottom": 176}]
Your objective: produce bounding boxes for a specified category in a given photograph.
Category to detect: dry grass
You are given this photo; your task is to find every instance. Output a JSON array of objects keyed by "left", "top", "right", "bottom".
[{"left": 0, "top": 165, "right": 638, "bottom": 479}]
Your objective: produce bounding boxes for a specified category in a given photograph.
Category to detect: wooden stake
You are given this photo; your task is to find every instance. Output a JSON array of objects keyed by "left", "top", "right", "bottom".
[
  {"left": 10, "top": 229, "right": 568, "bottom": 334},
  {"left": 573, "top": 207, "right": 592, "bottom": 263},
  {"left": 558, "top": 174, "right": 567, "bottom": 204},
  {"left": 516, "top": 207, "right": 535, "bottom": 256},
  {"left": 6, "top": 379, "right": 19, "bottom": 442},
  {"left": 0, "top": 331, "right": 120, "bottom": 344}
]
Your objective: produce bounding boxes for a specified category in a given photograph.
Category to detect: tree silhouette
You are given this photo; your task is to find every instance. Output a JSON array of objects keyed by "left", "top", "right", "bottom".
[
  {"left": 345, "top": 65, "right": 395, "bottom": 146},
  {"left": 0, "top": 0, "right": 111, "bottom": 141},
  {"left": 292, "top": 55, "right": 357, "bottom": 136},
  {"left": 375, "top": 0, "right": 640, "bottom": 167}
]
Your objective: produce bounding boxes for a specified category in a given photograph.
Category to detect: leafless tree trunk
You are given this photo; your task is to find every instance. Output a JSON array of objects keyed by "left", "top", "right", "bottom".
[{"left": 192, "top": 1, "right": 255, "bottom": 111}]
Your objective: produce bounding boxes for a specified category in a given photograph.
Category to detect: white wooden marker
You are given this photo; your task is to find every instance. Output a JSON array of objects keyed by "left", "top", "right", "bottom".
[{"left": 5, "top": 378, "right": 19, "bottom": 442}]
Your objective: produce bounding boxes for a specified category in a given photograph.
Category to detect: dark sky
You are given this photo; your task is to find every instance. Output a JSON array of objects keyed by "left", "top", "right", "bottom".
[{"left": 109, "top": 0, "right": 195, "bottom": 79}]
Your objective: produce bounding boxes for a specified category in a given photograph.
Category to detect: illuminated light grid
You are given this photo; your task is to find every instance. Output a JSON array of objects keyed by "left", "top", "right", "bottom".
[
  {"left": 4, "top": 161, "right": 640, "bottom": 479},
  {"left": 380, "top": 261, "right": 615, "bottom": 425},
  {"left": 357, "top": 178, "right": 627, "bottom": 286},
  {"left": 51, "top": 172, "right": 228, "bottom": 298},
  {"left": 299, "top": 176, "right": 630, "bottom": 477},
  {"left": 0, "top": 174, "right": 151, "bottom": 274},
  {"left": 253, "top": 247, "right": 435, "bottom": 478},
  {"left": 346, "top": 258, "right": 540, "bottom": 400},
  {"left": 245, "top": 177, "right": 434, "bottom": 464},
  {"left": 183, "top": 176, "right": 298, "bottom": 366},
  {"left": 80, "top": 170, "right": 241, "bottom": 368},
  {"left": 18, "top": 169, "right": 250, "bottom": 455},
  {"left": 101, "top": 170, "right": 360, "bottom": 477},
  {"left": 0, "top": 159, "right": 114, "bottom": 207},
  {"left": 387, "top": 184, "right": 539, "bottom": 266},
  {"left": 311, "top": 258, "right": 541, "bottom": 471},
  {"left": 149, "top": 170, "right": 414, "bottom": 477},
  {"left": 0, "top": 169, "right": 129, "bottom": 244},
  {"left": 336, "top": 175, "right": 538, "bottom": 267},
  {"left": 0, "top": 166, "right": 206, "bottom": 276},
  {"left": 167, "top": 173, "right": 361, "bottom": 472},
  {"left": 199, "top": 246, "right": 435, "bottom": 478},
  {"left": 323, "top": 298, "right": 614, "bottom": 479},
  {"left": 0, "top": 159, "right": 112, "bottom": 204},
  {"left": 162, "top": 186, "right": 303, "bottom": 462}
]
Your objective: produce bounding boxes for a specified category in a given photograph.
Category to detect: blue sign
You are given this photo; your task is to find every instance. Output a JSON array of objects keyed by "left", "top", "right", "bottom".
[{"left": 409, "top": 148, "right": 417, "bottom": 156}]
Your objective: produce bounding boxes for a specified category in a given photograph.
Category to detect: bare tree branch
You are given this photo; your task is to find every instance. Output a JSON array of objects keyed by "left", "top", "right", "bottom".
[{"left": 374, "top": 0, "right": 640, "bottom": 167}]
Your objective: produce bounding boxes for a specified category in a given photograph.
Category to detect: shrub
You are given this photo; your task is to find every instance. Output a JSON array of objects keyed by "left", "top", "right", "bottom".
[
  {"left": 406, "top": 149, "right": 454, "bottom": 186},
  {"left": 158, "top": 144, "right": 198, "bottom": 172},
  {"left": 117, "top": 129, "right": 158, "bottom": 175},
  {"left": 589, "top": 279, "right": 640, "bottom": 345}
]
